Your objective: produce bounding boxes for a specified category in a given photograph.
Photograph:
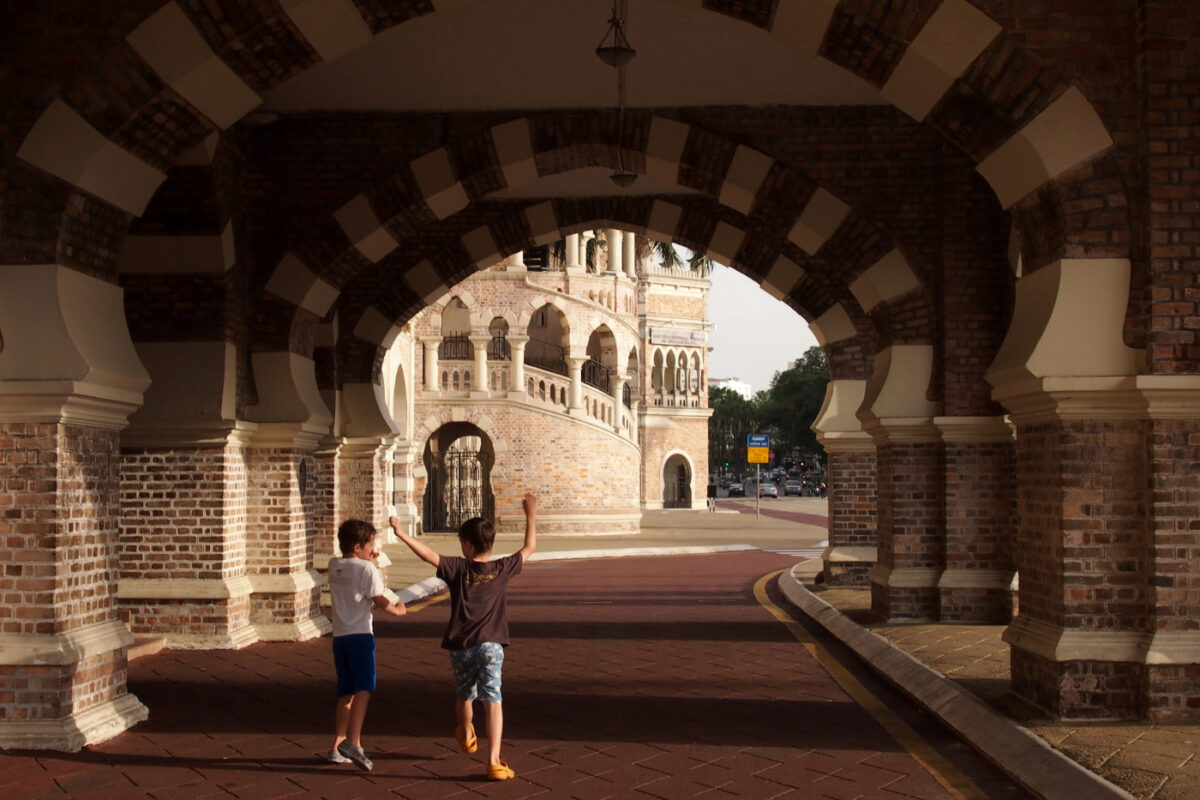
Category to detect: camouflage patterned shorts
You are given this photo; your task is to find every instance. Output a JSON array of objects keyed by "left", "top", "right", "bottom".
[{"left": 450, "top": 641, "right": 505, "bottom": 703}]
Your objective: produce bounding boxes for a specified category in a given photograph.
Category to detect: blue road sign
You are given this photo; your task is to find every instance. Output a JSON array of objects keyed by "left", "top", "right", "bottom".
[{"left": 747, "top": 434, "right": 769, "bottom": 448}]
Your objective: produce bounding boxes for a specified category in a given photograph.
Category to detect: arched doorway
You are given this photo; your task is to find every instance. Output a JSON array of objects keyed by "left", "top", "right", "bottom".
[
  {"left": 663, "top": 453, "right": 692, "bottom": 509},
  {"left": 422, "top": 422, "right": 495, "bottom": 532}
]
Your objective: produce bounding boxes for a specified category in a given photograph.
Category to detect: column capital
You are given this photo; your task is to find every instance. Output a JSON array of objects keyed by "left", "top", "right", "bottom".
[{"left": 933, "top": 415, "right": 1013, "bottom": 443}]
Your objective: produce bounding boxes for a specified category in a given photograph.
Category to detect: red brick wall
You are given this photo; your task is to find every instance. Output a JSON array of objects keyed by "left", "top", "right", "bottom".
[{"left": 825, "top": 448, "right": 878, "bottom": 586}]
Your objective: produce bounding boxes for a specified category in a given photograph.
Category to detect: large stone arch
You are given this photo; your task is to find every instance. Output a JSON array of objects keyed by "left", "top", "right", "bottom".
[{"left": 11, "top": 0, "right": 1122, "bottom": 279}]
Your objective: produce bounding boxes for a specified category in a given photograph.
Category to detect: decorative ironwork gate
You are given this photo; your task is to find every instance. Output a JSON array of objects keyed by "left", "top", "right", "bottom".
[{"left": 425, "top": 448, "right": 494, "bottom": 532}]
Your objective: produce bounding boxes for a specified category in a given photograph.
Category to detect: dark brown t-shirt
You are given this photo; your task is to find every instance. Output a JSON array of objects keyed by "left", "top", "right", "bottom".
[{"left": 436, "top": 553, "right": 523, "bottom": 650}]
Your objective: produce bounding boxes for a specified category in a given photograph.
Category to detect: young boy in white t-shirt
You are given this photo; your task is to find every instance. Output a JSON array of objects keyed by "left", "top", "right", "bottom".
[{"left": 326, "top": 519, "right": 405, "bottom": 770}]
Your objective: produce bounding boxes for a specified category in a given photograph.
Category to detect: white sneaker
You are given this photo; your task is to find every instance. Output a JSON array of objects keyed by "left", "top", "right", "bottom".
[
  {"left": 337, "top": 741, "right": 374, "bottom": 772},
  {"left": 324, "top": 748, "right": 351, "bottom": 764}
]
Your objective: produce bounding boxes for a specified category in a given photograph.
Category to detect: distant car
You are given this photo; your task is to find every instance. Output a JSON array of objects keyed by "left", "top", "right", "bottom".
[
  {"left": 719, "top": 477, "right": 732, "bottom": 487},
  {"left": 759, "top": 482, "right": 778, "bottom": 498},
  {"left": 784, "top": 480, "right": 804, "bottom": 496},
  {"left": 727, "top": 483, "right": 745, "bottom": 497}
]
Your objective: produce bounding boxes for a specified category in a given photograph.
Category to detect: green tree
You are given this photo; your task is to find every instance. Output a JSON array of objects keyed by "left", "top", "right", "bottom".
[
  {"left": 708, "top": 386, "right": 757, "bottom": 476},
  {"left": 754, "top": 346, "right": 830, "bottom": 465}
]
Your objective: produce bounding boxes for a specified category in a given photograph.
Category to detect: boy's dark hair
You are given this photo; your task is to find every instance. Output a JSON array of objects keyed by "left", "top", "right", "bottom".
[
  {"left": 458, "top": 517, "right": 495, "bottom": 555},
  {"left": 338, "top": 519, "right": 376, "bottom": 556}
]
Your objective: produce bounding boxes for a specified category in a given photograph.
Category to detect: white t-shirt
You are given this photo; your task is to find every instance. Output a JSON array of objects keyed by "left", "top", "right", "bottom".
[{"left": 328, "top": 556, "right": 385, "bottom": 637}]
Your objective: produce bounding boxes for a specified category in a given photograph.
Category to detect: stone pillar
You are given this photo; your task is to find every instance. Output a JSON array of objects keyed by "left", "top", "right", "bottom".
[
  {"left": 811, "top": 381, "right": 877, "bottom": 587},
  {"left": 565, "top": 234, "right": 580, "bottom": 270},
  {"left": 422, "top": 337, "right": 440, "bottom": 391},
  {"left": 859, "top": 347, "right": 944, "bottom": 621},
  {"left": 936, "top": 416, "right": 1017, "bottom": 624},
  {"left": 988, "top": 257, "right": 1150, "bottom": 719},
  {"left": 611, "top": 375, "right": 627, "bottom": 433},
  {"left": 333, "top": 438, "right": 399, "bottom": 590},
  {"left": 0, "top": 265, "right": 151, "bottom": 750},
  {"left": 623, "top": 232, "right": 637, "bottom": 280},
  {"left": 470, "top": 335, "right": 491, "bottom": 398},
  {"left": 606, "top": 229, "right": 622, "bottom": 275},
  {"left": 567, "top": 356, "right": 586, "bottom": 411},
  {"left": 509, "top": 249, "right": 525, "bottom": 268},
  {"left": 508, "top": 335, "right": 529, "bottom": 398}
]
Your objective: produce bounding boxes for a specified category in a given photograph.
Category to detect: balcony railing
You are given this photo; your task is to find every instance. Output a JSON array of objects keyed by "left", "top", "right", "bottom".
[
  {"left": 582, "top": 358, "right": 610, "bottom": 392},
  {"left": 526, "top": 339, "right": 567, "bottom": 376},
  {"left": 488, "top": 334, "right": 510, "bottom": 361},
  {"left": 439, "top": 332, "right": 472, "bottom": 360}
]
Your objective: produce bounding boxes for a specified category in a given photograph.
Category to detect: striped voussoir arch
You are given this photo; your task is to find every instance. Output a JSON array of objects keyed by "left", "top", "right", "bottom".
[{"left": 13, "top": 0, "right": 1117, "bottom": 278}]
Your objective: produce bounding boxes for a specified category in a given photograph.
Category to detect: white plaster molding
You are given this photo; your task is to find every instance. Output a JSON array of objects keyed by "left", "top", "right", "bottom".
[
  {"left": 1135, "top": 375, "right": 1200, "bottom": 419},
  {"left": 821, "top": 545, "right": 878, "bottom": 564},
  {"left": 17, "top": 100, "right": 167, "bottom": 217},
  {"left": 247, "top": 569, "right": 322, "bottom": 595},
  {"left": 859, "top": 345, "right": 941, "bottom": 424},
  {"left": 126, "top": 2, "right": 262, "bottom": 129},
  {"left": 647, "top": 201, "right": 683, "bottom": 240},
  {"left": 0, "top": 693, "right": 147, "bottom": 752},
  {"left": 881, "top": 0, "right": 1001, "bottom": 121},
  {"left": 812, "top": 379, "right": 867, "bottom": 437},
  {"left": 118, "top": 575, "right": 254, "bottom": 601},
  {"left": 1144, "top": 632, "right": 1200, "bottom": 666},
  {"left": 850, "top": 249, "right": 919, "bottom": 312},
  {"left": 404, "top": 259, "right": 450, "bottom": 304},
  {"left": 463, "top": 225, "right": 500, "bottom": 266},
  {"left": 869, "top": 564, "right": 943, "bottom": 589},
  {"left": 354, "top": 306, "right": 402, "bottom": 347},
  {"left": 127, "top": 341, "right": 236, "bottom": 429},
  {"left": 244, "top": 351, "right": 333, "bottom": 432},
  {"left": 933, "top": 415, "right": 1014, "bottom": 443},
  {"left": 335, "top": 193, "right": 400, "bottom": 263},
  {"left": 524, "top": 202, "right": 559, "bottom": 245},
  {"left": 937, "top": 568, "right": 1016, "bottom": 590},
  {"left": 1003, "top": 616, "right": 1148, "bottom": 663},
  {"left": 0, "top": 619, "right": 134, "bottom": 666},
  {"left": 280, "top": 0, "right": 372, "bottom": 63},
  {"left": 977, "top": 87, "right": 1115, "bottom": 208},
  {"left": 411, "top": 147, "right": 468, "bottom": 219},
  {"left": 340, "top": 382, "right": 399, "bottom": 437},
  {"left": 0, "top": 265, "right": 150, "bottom": 424}
]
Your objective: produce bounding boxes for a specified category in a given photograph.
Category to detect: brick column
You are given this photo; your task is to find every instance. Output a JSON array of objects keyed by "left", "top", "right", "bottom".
[
  {"left": 243, "top": 426, "right": 332, "bottom": 642},
  {"left": 0, "top": 265, "right": 150, "bottom": 750},
  {"left": 118, "top": 427, "right": 257, "bottom": 650},
  {"left": 813, "top": 379, "right": 876, "bottom": 586},
  {"left": 859, "top": 347, "right": 944, "bottom": 621},
  {"left": 935, "top": 416, "right": 1017, "bottom": 624}
]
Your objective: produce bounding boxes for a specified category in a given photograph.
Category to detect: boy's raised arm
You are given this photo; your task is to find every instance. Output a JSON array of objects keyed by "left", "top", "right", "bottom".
[
  {"left": 518, "top": 493, "right": 537, "bottom": 563},
  {"left": 389, "top": 516, "right": 440, "bottom": 567}
]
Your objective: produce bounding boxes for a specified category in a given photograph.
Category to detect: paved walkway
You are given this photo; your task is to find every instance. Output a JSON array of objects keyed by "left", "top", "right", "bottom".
[{"left": 3, "top": 500, "right": 1195, "bottom": 799}]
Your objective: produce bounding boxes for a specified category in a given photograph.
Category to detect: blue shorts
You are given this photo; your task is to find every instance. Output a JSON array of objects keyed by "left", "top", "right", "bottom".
[
  {"left": 333, "top": 633, "right": 376, "bottom": 696},
  {"left": 450, "top": 642, "right": 504, "bottom": 704}
]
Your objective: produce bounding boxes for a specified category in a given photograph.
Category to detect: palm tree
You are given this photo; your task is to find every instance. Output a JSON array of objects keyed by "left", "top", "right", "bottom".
[{"left": 635, "top": 234, "right": 715, "bottom": 277}]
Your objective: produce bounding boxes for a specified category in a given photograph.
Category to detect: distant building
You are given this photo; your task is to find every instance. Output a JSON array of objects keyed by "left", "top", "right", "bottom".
[{"left": 709, "top": 377, "right": 753, "bottom": 400}]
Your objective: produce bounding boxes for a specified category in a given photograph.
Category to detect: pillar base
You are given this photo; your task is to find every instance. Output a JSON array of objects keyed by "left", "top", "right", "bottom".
[
  {"left": 247, "top": 570, "right": 331, "bottom": 641},
  {"left": 118, "top": 576, "right": 258, "bottom": 649},
  {"left": 0, "top": 692, "right": 148, "bottom": 752},
  {"left": 869, "top": 565, "right": 940, "bottom": 621},
  {"left": 821, "top": 545, "right": 875, "bottom": 586},
  {"left": 938, "top": 568, "right": 1016, "bottom": 624}
]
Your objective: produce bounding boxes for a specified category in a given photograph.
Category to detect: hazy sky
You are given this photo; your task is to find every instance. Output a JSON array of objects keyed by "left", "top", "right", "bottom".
[{"left": 706, "top": 263, "right": 818, "bottom": 394}]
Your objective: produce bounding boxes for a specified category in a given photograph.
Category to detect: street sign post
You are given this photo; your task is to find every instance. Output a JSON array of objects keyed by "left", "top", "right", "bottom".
[{"left": 747, "top": 434, "right": 770, "bottom": 518}]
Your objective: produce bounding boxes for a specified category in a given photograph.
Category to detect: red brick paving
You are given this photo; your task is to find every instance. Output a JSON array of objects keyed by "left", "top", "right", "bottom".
[
  {"left": 2, "top": 550, "right": 1031, "bottom": 799},
  {"left": 718, "top": 500, "right": 828, "bottom": 527}
]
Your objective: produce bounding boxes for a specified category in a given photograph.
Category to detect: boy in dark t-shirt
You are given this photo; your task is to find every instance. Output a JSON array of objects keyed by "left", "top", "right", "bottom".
[{"left": 389, "top": 493, "right": 537, "bottom": 781}]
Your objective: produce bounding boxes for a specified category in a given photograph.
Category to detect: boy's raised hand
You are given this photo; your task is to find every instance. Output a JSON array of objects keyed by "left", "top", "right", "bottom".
[{"left": 522, "top": 493, "right": 537, "bottom": 516}]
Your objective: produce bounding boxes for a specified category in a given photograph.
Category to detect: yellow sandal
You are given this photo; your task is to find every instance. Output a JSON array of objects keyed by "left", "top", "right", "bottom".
[
  {"left": 488, "top": 761, "right": 515, "bottom": 781},
  {"left": 455, "top": 724, "right": 478, "bottom": 754}
]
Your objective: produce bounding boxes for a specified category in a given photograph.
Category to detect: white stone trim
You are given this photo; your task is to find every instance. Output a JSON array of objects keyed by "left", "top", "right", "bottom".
[
  {"left": 646, "top": 117, "right": 689, "bottom": 184},
  {"left": 760, "top": 256, "right": 805, "bottom": 300},
  {"left": 0, "top": 693, "right": 148, "bottom": 752},
  {"left": 977, "top": 87, "right": 1115, "bottom": 208},
  {"left": 850, "top": 249, "right": 919, "bottom": 312},
  {"left": 404, "top": 259, "right": 450, "bottom": 304},
  {"left": 411, "top": 147, "right": 468, "bottom": 219},
  {"left": 647, "top": 201, "right": 683, "bottom": 240},
  {"left": 869, "top": 564, "right": 943, "bottom": 589},
  {"left": 119, "top": 575, "right": 253, "bottom": 601},
  {"left": 0, "top": 619, "right": 134, "bottom": 666},
  {"left": 491, "top": 118, "right": 539, "bottom": 188},
  {"left": 861, "top": 345, "right": 940, "bottom": 422},
  {"left": 280, "top": 0, "right": 372, "bottom": 63},
  {"left": 354, "top": 305, "right": 401, "bottom": 347},
  {"left": 1003, "top": 616, "right": 1146, "bottom": 663},
  {"left": 937, "top": 568, "right": 1016, "bottom": 590},
  {"left": 881, "top": 0, "right": 1001, "bottom": 121},
  {"left": 126, "top": 2, "right": 262, "bottom": 129},
  {"left": 812, "top": 379, "right": 868, "bottom": 437},
  {"left": 810, "top": 303, "right": 855, "bottom": 345},
  {"left": 719, "top": 145, "right": 773, "bottom": 215},
  {"left": 705, "top": 222, "right": 744, "bottom": 264},
  {"left": 247, "top": 569, "right": 322, "bottom": 595},
  {"left": 255, "top": 617, "right": 332, "bottom": 642},
  {"left": 17, "top": 100, "right": 167, "bottom": 216},
  {"left": 769, "top": 0, "right": 838, "bottom": 54},
  {"left": 266, "top": 253, "right": 338, "bottom": 315},
  {"left": 789, "top": 188, "right": 850, "bottom": 254},
  {"left": 335, "top": 193, "right": 399, "bottom": 263},
  {"left": 821, "top": 545, "right": 877, "bottom": 564},
  {"left": 463, "top": 225, "right": 500, "bottom": 265},
  {"left": 524, "top": 202, "right": 559, "bottom": 245}
]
